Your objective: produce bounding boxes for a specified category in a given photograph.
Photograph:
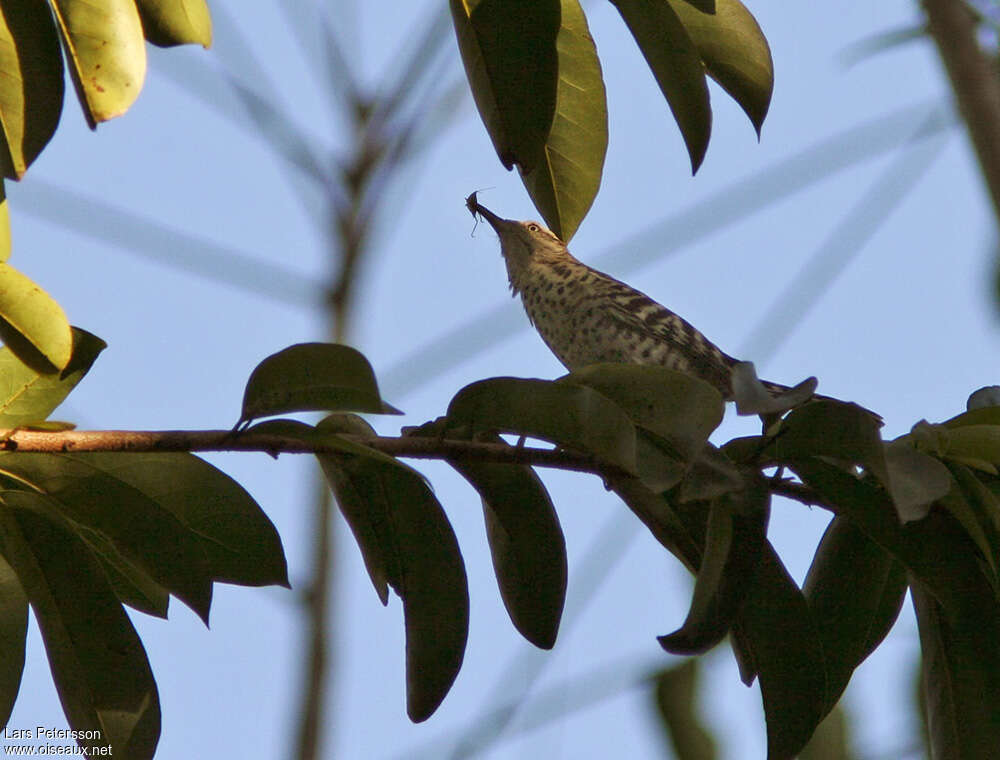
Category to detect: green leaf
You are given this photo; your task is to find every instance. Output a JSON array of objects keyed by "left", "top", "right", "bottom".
[
  {"left": 318, "top": 429, "right": 469, "bottom": 722},
  {"left": 658, "top": 483, "right": 769, "bottom": 655},
  {"left": 0, "top": 182, "right": 8, "bottom": 261},
  {"left": 803, "top": 515, "right": 906, "bottom": 714},
  {"left": 774, "top": 399, "right": 888, "bottom": 484},
  {"left": 134, "top": 0, "right": 212, "bottom": 48},
  {"left": 0, "top": 327, "right": 105, "bottom": 427},
  {"left": 240, "top": 343, "right": 401, "bottom": 424},
  {"left": 447, "top": 377, "right": 640, "bottom": 476},
  {"left": 941, "top": 425, "right": 1000, "bottom": 472},
  {"left": 942, "top": 464, "right": 1000, "bottom": 586},
  {"left": 65, "top": 452, "right": 289, "bottom": 588},
  {"left": 730, "top": 544, "right": 827, "bottom": 760},
  {"left": 912, "top": 581, "right": 1000, "bottom": 760},
  {"left": 74, "top": 522, "right": 169, "bottom": 618},
  {"left": 0, "top": 453, "right": 214, "bottom": 623},
  {"left": 883, "top": 439, "right": 953, "bottom": 522},
  {"left": 441, "top": 430, "right": 566, "bottom": 650},
  {"left": 49, "top": 0, "right": 147, "bottom": 127},
  {"left": 560, "top": 364, "right": 724, "bottom": 461},
  {"left": 449, "top": 0, "right": 560, "bottom": 172},
  {"left": 675, "top": 443, "right": 745, "bottom": 503},
  {"left": 518, "top": 0, "right": 608, "bottom": 241},
  {"left": 943, "top": 405, "right": 1000, "bottom": 429},
  {"left": 799, "top": 704, "right": 853, "bottom": 760},
  {"left": 0, "top": 2, "right": 64, "bottom": 178},
  {"left": 0, "top": 493, "right": 160, "bottom": 758},
  {"left": 610, "top": 0, "right": 710, "bottom": 172},
  {"left": 608, "top": 474, "right": 702, "bottom": 571},
  {"left": 666, "top": 0, "right": 773, "bottom": 135},
  {"left": 0, "top": 262, "right": 73, "bottom": 371},
  {"left": 0, "top": 548, "right": 26, "bottom": 727},
  {"left": 651, "top": 660, "right": 718, "bottom": 760}
]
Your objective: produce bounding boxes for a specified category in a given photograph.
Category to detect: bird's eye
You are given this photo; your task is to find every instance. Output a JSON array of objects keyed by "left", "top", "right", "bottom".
[{"left": 527, "top": 223, "right": 540, "bottom": 232}]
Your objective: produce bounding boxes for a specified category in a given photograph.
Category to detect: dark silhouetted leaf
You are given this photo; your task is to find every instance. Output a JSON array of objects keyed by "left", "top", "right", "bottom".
[
  {"left": 449, "top": 0, "right": 559, "bottom": 172},
  {"left": 804, "top": 515, "right": 906, "bottom": 713},
  {"left": 0, "top": 493, "right": 159, "bottom": 758},
  {"left": 666, "top": 0, "right": 773, "bottom": 134},
  {"left": 0, "top": 453, "right": 214, "bottom": 623},
  {"left": 447, "top": 377, "right": 641, "bottom": 476},
  {"left": 50, "top": 0, "right": 147, "bottom": 126},
  {"left": 135, "top": 0, "right": 212, "bottom": 48},
  {"left": 0, "top": 549, "right": 26, "bottom": 727},
  {"left": 652, "top": 660, "right": 717, "bottom": 760},
  {"left": 659, "top": 483, "right": 769, "bottom": 654},
  {"left": 675, "top": 443, "right": 745, "bottom": 503},
  {"left": 798, "top": 704, "right": 853, "bottom": 760},
  {"left": 0, "top": 327, "right": 105, "bottom": 427},
  {"left": 240, "top": 343, "right": 401, "bottom": 424},
  {"left": 912, "top": 580, "right": 1000, "bottom": 760},
  {"left": 442, "top": 429, "right": 566, "bottom": 649},
  {"left": 318, "top": 415, "right": 468, "bottom": 722},
  {"left": 74, "top": 523, "right": 169, "bottom": 618},
  {"left": 611, "top": 0, "right": 710, "bottom": 172},
  {"left": 517, "top": 0, "right": 608, "bottom": 240},
  {"left": 0, "top": 2, "right": 64, "bottom": 178},
  {"left": 730, "top": 545, "right": 827, "bottom": 760}
]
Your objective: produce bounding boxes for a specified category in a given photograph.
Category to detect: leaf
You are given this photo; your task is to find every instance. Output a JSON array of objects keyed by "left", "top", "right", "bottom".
[
  {"left": 0, "top": 453, "right": 214, "bottom": 624},
  {"left": 441, "top": 430, "right": 566, "bottom": 649},
  {"left": 134, "top": 0, "right": 212, "bottom": 48},
  {"left": 240, "top": 343, "right": 401, "bottom": 424},
  {"left": 803, "top": 515, "right": 906, "bottom": 714},
  {"left": 941, "top": 425, "right": 1000, "bottom": 470},
  {"left": 0, "top": 182, "right": 8, "bottom": 261},
  {"left": 666, "top": 0, "right": 773, "bottom": 134},
  {"left": 798, "top": 704, "right": 853, "bottom": 760},
  {"left": 730, "top": 544, "right": 827, "bottom": 760},
  {"left": 74, "top": 523, "right": 169, "bottom": 618},
  {"left": 675, "top": 443, "right": 745, "bottom": 503},
  {"left": 518, "top": 0, "right": 608, "bottom": 241},
  {"left": 912, "top": 580, "right": 1000, "bottom": 760},
  {"left": 651, "top": 660, "right": 717, "bottom": 760},
  {"left": 449, "top": 0, "right": 560, "bottom": 172},
  {"left": 0, "top": 548, "right": 26, "bottom": 727},
  {"left": 560, "top": 364, "right": 724, "bottom": 461},
  {"left": 0, "top": 493, "right": 160, "bottom": 758},
  {"left": 49, "top": 0, "right": 147, "bottom": 127},
  {"left": 773, "top": 399, "right": 888, "bottom": 484},
  {"left": 0, "top": 327, "right": 105, "bottom": 427},
  {"left": 0, "top": 2, "right": 64, "bottom": 178},
  {"left": 883, "top": 439, "right": 953, "bottom": 522},
  {"left": 0, "top": 262, "right": 73, "bottom": 372},
  {"left": 610, "top": 0, "right": 710, "bottom": 172},
  {"left": 942, "top": 464, "right": 1000, "bottom": 586},
  {"left": 318, "top": 424, "right": 469, "bottom": 722},
  {"left": 65, "top": 452, "right": 289, "bottom": 588},
  {"left": 658, "top": 483, "right": 769, "bottom": 655},
  {"left": 447, "top": 377, "right": 640, "bottom": 476}
]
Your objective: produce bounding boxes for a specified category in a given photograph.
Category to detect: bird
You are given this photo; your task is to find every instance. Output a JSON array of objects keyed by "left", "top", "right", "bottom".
[{"left": 466, "top": 194, "right": 846, "bottom": 415}]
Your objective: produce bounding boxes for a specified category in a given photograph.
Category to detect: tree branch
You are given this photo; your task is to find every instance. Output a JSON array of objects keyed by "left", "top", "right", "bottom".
[{"left": 923, "top": 0, "right": 1000, "bottom": 220}]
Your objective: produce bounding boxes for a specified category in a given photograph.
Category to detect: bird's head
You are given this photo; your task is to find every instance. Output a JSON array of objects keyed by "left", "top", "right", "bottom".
[{"left": 466, "top": 196, "right": 567, "bottom": 292}]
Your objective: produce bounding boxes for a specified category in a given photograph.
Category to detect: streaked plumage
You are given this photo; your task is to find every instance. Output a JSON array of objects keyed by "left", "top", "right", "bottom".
[{"left": 467, "top": 197, "right": 761, "bottom": 400}]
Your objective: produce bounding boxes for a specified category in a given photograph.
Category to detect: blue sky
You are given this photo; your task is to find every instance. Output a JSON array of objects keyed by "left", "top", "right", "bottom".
[{"left": 5, "top": 1, "right": 997, "bottom": 758}]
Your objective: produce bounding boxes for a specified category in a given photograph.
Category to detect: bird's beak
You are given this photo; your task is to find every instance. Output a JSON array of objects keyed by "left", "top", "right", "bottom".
[{"left": 465, "top": 194, "right": 512, "bottom": 233}]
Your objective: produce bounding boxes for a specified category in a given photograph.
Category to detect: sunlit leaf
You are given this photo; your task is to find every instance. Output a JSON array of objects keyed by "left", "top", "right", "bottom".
[
  {"left": 0, "top": 493, "right": 160, "bottom": 758},
  {"left": 449, "top": 0, "right": 559, "bottom": 172},
  {"left": 0, "top": 327, "right": 105, "bottom": 427},
  {"left": 666, "top": 0, "right": 773, "bottom": 134},
  {"left": 0, "top": 262, "right": 72, "bottom": 372},
  {"left": 0, "top": 2, "right": 63, "bottom": 178},
  {"left": 134, "top": 0, "right": 212, "bottom": 48},
  {"left": 611, "top": 0, "right": 710, "bottom": 172},
  {"left": 240, "top": 342, "right": 401, "bottom": 424},
  {"left": 0, "top": 183, "right": 7, "bottom": 261},
  {"left": 49, "top": 0, "right": 147, "bottom": 126},
  {"left": 518, "top": 0, "right": 608, "bottom": 240}
]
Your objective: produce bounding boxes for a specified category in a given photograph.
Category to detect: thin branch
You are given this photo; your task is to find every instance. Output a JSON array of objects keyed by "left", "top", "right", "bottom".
[{"left": 923, "top": 0, "right": 1000, "bottom": 223}]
